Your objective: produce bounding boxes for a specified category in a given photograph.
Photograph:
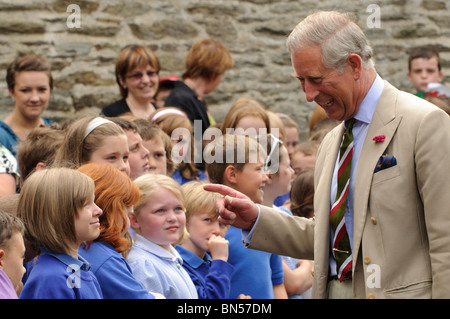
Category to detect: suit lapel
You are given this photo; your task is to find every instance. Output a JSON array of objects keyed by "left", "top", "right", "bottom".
[{"left": 352, "top": 81, "right": 403, "bottom": 262}]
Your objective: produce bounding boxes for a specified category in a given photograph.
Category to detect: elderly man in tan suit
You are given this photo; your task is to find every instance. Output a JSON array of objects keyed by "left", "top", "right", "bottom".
[{"left": 204, "top": 11, "right": 450, "bottom": 299}]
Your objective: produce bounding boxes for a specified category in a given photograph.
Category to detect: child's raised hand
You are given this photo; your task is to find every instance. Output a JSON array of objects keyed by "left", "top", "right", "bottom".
[{"left": 208, "top": 234, "right": 229, "bottom": 262}]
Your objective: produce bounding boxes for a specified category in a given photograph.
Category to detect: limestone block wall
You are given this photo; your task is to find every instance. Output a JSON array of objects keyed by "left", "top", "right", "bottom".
[{"left": 0, "top": 0, "right": 449, "bottom": 140}]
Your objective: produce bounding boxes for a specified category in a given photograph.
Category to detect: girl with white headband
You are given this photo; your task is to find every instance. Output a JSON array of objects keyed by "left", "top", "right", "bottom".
[{"left": 54, "top": 116, "right": 131, "bottom": 176}]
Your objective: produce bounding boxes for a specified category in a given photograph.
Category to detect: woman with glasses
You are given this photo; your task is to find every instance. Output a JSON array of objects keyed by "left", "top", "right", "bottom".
[{"left": 102, "top": 45, "right": 161, "bottom": 119}]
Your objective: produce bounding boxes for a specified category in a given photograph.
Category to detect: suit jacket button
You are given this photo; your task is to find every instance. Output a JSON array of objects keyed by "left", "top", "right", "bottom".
[
  {"left": 367, "top": 293, "right": 375, "bottom": 299},
  {"left": 370, "top": 217, "right": 377, "bottom": 225},
  {"left": 364, "top": 256, "right": 371, "bottom": 265}
]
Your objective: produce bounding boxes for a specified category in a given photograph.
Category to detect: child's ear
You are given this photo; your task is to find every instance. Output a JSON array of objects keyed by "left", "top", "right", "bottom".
[
  {"left": 128, "top": 212, "right": 140, "bottom": 231},
  {"left": 265, "top": 173, "right": 274, "bottom": 185},
  {"left": 223, "top": 165, "right": 237, "bottom": 184},
  {"left": 35, "top": 162, "right": 46, "bottom": 171},
  {"left": 0, "top": 249, "right": 5, "bottom": 268}
]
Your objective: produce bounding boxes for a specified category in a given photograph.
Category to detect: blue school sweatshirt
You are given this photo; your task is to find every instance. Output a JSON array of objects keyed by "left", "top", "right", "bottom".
[
  {"left": 175, "top": 245, "right": 234, "bottom": 299},
  {"left": 20, "top": 248, "right": 103, "bottom": 299},
  {"left": 80, "top": 241, "right": 155, "bottom": 299}
]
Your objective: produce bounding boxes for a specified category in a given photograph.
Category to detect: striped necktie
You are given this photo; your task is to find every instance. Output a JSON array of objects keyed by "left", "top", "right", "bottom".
[{"left": 330, "top": 118, "right": 354, "bottom": 281}]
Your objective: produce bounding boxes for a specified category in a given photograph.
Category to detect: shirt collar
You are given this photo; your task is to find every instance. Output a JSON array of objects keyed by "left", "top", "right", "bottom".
[
  {"left": 354, "top": 73, "right": 384, "bottom": 124},
  {"left": 176, "top": 245, "right": 212, "bottom": 269},
  {"left": 40, "top": 247, "right": 91, "bottom": 271},
  {"left": 134, "top": 234, "right": 183, "bottom": 263}
]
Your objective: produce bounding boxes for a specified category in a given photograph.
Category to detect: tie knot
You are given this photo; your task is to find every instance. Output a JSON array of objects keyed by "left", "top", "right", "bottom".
[{"left": 345, "top": 118, "right": 355, "bottom": 133}]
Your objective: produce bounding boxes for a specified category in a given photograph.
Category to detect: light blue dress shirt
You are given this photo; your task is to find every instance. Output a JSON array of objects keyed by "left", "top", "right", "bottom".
[{"left": 328, "top": 74, "right": 384, "bottom": 276}]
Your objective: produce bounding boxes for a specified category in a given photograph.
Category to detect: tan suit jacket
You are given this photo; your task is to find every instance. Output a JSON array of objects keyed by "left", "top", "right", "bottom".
[{"left": 248, "top": 81, "right": 450, "bottom": 298}]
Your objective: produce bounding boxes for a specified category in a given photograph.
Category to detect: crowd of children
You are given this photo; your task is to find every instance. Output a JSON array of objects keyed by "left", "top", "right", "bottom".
[{"left": 0, "top": 39, "right": 447, "bottom": 299}]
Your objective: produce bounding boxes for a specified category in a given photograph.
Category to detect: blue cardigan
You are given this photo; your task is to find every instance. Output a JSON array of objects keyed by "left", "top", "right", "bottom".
[
  {"left": 79, "top": 241, "right": 155, "bottom": 299},
  {"left": 175, "top": 245, "right": 234, "bottom": 299},
  {"left": 20, "top": 248, "right": 102, "bottom": 299}
]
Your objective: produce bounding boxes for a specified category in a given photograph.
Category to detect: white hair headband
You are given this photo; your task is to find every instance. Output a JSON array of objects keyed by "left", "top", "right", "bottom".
[
  {"left": 151, "top": 108, "right": 187, "bottom": 122},
  {"left": 84, "top": 117, "right": 114, "bottom": 138}
]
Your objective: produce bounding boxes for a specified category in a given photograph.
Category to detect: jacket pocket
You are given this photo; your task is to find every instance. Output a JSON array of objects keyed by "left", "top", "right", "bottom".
[
  {"left": 372, "top": 164, "right": 400, "bottom": 185},
  {"left": 384, "top": 280, "right": 432, "bottom": 298}
]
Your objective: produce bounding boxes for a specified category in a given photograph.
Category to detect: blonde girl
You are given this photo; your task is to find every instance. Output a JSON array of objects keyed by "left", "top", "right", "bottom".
[{"left": 127, "top": 174, "right": 197, "bottom": 299}]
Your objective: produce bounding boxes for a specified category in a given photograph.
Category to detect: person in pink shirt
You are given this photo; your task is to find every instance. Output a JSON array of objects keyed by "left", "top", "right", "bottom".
[{"left": 0, "top": 210, "right": 26, "bottom": 298}]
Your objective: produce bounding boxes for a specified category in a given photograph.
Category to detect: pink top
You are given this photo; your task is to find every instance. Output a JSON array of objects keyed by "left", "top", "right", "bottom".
[{"left": 0, "top": 268, "right": 17, "bottom": 299}]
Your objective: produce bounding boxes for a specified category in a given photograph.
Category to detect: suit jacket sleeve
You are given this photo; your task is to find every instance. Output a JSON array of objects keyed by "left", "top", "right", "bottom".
[
  {"left": 246, "top": 205, "right": 315, "bottom": 260},
  {"left": 415, "top": 108, "right": 450, "bottom": 298}
]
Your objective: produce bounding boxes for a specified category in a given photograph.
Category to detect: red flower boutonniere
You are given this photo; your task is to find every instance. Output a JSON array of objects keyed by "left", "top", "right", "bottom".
[{"left": 373, "top": 135, "right": 386, "bottom": 143}]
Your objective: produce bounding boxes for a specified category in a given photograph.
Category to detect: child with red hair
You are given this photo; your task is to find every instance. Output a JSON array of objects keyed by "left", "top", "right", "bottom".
[{"left": 78, "top": 163, "right": 162, "bottom": 299}]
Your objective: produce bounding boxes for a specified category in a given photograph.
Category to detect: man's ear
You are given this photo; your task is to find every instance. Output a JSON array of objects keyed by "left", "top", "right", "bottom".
[
  {"left": 223, "top": 165, "right": 238, "bottom": 185},
  {"left": 347, "top": 53, "right": 363, "bottom": 81}
]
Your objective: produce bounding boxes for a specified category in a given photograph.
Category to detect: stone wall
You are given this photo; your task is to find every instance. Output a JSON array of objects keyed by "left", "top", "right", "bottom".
[{"left": 0, "top": 0, "right": 449, "bottom": 140}]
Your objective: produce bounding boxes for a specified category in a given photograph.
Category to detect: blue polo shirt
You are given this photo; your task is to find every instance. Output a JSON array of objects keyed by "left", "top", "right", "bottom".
[
  {"left": 175, "top": 245, "right": 234, "bottom": 299},
  {"left": 20, "top": 248, "right": 103, "bottom": 299}
]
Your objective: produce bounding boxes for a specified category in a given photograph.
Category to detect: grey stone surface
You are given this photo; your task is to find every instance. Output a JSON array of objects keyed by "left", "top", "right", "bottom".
[{"left": 0, "top": 0, "right": 449, "bottom": 139}]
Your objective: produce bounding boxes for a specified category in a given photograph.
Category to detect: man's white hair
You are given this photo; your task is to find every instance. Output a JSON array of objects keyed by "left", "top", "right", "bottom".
[{"left": 287, "top": 11, "right": 375, "bottom": 73}]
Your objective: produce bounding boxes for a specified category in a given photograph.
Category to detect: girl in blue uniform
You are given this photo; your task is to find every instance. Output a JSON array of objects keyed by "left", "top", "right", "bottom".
[{"left": 18, "top": 168, "right": 103, "bottom": 299}]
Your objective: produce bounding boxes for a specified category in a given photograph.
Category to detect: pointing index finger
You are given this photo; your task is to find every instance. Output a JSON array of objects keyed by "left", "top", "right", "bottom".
[{"left": 203, "top": 183, "right": 247, "bottom": 200}]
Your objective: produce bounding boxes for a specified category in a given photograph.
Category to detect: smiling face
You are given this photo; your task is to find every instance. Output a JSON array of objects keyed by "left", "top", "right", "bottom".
[
  {"left": 74, "top": 195, "right": 103, "bottom": 244},
  {"left": 120, "top": 64, "right": 159, "bottom": 102},
  {"left": 9, "top": 71, "right": 51, "bottom": 121},
  {"left": 292, "top": 45, "right": 361, "bottom": 122},
  {"left": 234, "top": 159, "right": 268, "bottom": 204},
  {"left": 130, "top": 188, "right": 186, "bottom": 251}
]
